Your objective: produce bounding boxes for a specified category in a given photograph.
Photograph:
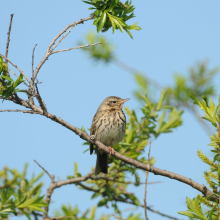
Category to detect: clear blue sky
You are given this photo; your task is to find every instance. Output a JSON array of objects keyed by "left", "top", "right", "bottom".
[{"left": 1, "top": 1, "right": 220, "bottom": 219}]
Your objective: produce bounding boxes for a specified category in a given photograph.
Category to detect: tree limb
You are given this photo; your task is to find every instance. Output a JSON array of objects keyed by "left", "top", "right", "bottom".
[
  {"left": 5, "top": 98, "right": 215, "bottom": 202},
  {"left": 0, "top": 109, "right": 38, "bottom": 114},
  {"left": 5, "top": 14, "right": 14, "bottom": 65},
  {"left": 51, "top": 43, "right": 104, "bottom": 54},
  {"left": 33, "top": 15, "right": 94, "bottom": 82}
]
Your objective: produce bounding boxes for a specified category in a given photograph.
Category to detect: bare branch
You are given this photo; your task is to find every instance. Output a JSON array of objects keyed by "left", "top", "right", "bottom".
[
  {"left": 51, "top": 42, "right": 104, "bottom": 54},
  {"left": 144, "top": 143, "right": 152, "bottom": 220},
  {"left": 5, "top": 14, "right": 14, "bottom": 64},
  {"left": 33, "top": 14, "right": 94, "bottom": 82},
  {"left": 32, "top": 44, "right": 38, "bottom": 76},
  {"left": 77, "top": 177, "right": 182, "bottom": 220},
  {"left": 34, "top": 160, "right": 54, "bottom": 183},
  {"left": 112, "top": 215, "right": 126, "bottom": 220},
  {"left": 0, "top": 109, "right": 37, "bottom": 114},
  {"left": 0, "top": 54, "right": 30, "bottom": 83},
  {"left": 113, "top": 196, "right": 183, "bottom": 220},
  {"left": 51, "top": 26, "right": 74, "bottom": 51},
  {"left": 45, "top": 216, "right": 80, "bottom": 220},
  {"left": 113, "top": 59, "right": 163, "bottom": 89},
  {"left": 35, "top": 83, "right": 48, "bottom": 116}
]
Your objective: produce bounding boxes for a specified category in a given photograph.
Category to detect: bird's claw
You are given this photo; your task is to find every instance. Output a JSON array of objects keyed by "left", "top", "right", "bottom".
[
  {"left": 90, "top": 135, "right": 96, "bottom": 143},
  {"left": 108, "top": 146, "right": 116, "bottom": 156}
]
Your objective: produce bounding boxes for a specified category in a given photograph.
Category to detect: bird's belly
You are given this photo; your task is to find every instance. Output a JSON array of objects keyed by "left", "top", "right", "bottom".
[{"left": 96, "top": 121, "right": 125, "bottom": 146}]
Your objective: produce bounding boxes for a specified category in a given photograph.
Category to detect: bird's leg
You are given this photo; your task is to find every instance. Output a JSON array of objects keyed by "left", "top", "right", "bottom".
[{"left": 108, "top": 146, "right": 116, "bottom": 156}]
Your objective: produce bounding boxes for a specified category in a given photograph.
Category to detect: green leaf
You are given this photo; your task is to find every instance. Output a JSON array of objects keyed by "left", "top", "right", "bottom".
[
  {"left": 97, "top": 198, "right": 107, "bottom": 207},
  {"left": 97, "top": 11, "right": 107, "bottom": 33},
  {"left": 13, "top": 74, "right": 24, "bottom": 90},
  {"left": 19, "top": 209, "right": 31, "bottom": 220},
  {"left": 0, "top": 75, "right": 14, "bottom": 82},
  {"left": 156, "top": 89, "right": 167, "bottom": 110},
  {"left": 124, "top": 29, "right": 133, "bottom": 39},
  {"left": 0, "top": 56, "right": 3, "bottom": 73},
  {"left": 178, "top": 211, "right": 202, "bottom": 219}
]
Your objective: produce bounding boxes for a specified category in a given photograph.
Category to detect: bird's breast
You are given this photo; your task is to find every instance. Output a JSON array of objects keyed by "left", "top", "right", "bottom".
[{"left": 95, "top": 110, "right": 126, "bottom": 146}]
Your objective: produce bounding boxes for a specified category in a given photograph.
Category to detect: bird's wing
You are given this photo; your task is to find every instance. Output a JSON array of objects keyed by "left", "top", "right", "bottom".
[{"left": 90, "top": 111, "right": 100, "bottom": 155}]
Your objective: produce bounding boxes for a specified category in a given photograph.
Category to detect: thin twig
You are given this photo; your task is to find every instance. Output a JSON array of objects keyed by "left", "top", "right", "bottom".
[
  {"left": 144, "top": 143, "right": 152, "bottom": 220},
  {"left": 77, "top": 175, "right": 182, "bottom": 220},
  {"left": 45, "top": 216, "right": 80, "bottom": 220},
  {"left": 34, "top": 160, "right": 54, "bottom": 182},
  {"left": 33, "top": 14, "right": 94, "bottom": 82},
  {"left": 112, "top": 214, "right": 127, "bottom": 220},
  {"left": 113, "top": 59, "right": 163, "bottom": 89},
  {"left": 51, "top": 26, "right": 74, "bottom": 51},
  {"left": 0, "top": 54, "right": 30, "bottom": 83},
  {"left": 0, "top": 109, "right": 37, "bottom": 114},
  {"left": 35, "top": 83, "right": 48, "bottom": 116},
  {"left": 5, "top": 14, "right": 14, "bottom": 64},
  {"left": 32, "top": 44, "right": 38, "bottom": 76},
  {"left": 51, "top": 42, "right": 104, "bottom": 54}
]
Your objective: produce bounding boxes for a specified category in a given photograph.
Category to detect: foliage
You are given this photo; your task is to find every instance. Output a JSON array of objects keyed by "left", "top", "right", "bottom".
[
  {"left": 0, "top": 164, "right": 47, "bottom": 220},
  {"left": 0, "top": 56, "right": 27, "bottom": 101},
  {"left": 55, "top": 203, "right": 144, "bottom": 220},
  {"left": 179, "top": 96, "right": 220, "bottom": 219},
  {"left": 83, "top": 0, "right": 141, "bottom": 38},
  {"left": 178, "top": 196, "right": 217, "bottom": 220}
]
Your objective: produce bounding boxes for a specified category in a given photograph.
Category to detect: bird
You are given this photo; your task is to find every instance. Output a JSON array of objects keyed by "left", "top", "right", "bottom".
[{"left": 90, "top": 96, "right": 129, "bottom": 176}]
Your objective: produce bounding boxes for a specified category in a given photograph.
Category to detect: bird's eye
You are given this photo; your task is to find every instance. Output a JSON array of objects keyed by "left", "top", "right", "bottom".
[{"left": 112, "top": 101, "right": 116, "bottom": 104}]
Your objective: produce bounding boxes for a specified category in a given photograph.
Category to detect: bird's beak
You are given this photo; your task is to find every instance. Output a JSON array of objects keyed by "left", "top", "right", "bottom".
[{"left": 119, "top": 98, "right": 130, "bottom": 105}]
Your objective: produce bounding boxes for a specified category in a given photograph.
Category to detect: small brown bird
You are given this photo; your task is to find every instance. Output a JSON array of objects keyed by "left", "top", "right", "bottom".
[{"left": 90, "top": 96, "right": 129, "bottom": 175}]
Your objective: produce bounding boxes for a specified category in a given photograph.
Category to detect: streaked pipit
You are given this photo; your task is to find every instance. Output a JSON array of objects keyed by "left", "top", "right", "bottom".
[{"left": 90, "top": 96, "right": 129, "bottom": 175}]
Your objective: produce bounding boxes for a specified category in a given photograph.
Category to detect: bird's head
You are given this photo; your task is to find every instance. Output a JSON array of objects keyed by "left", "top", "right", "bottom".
[{"left": 98, "top": 96, "right": 130, "bottom": 111}]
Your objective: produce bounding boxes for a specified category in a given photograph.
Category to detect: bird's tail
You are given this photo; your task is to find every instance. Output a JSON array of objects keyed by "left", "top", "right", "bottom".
[{"left": 95, "top": 151, "right": 108, "bottom": 175}]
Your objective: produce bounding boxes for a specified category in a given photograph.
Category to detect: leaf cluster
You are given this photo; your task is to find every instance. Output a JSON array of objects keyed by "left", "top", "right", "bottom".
[
  {"left": 0, "top": 164, "right": 47, "bottom": 220},
  {"left": 178, "top": 196, "right": 217, "bottom": 220},
  {"left": 0, "top": 56, "right": 26, "bottom": 101},
  {"left": 54, "top": 203, "right": 144, "bottom": 220},
  {"left": 179, "top": 96, "right": 220, "bottom": 219},
  {"left": 167, "top": 61, "right": 218, "bottom": 105},
  {"left": 83, "top": 0, "right": 141, "bottom": 38}
]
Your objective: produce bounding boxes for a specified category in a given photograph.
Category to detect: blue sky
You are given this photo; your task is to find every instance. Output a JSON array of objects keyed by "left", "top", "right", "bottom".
[{"left": 1, "top": 1, "right": 220, "bottom": 219}]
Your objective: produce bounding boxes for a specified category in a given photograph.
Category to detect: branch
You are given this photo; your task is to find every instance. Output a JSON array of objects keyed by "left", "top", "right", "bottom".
[
  {"left": 0, "top": 54, "right": 30, "bottom": 83},
  {"left": 51, "top": 43, "right": 104, "bottom": 54},
  {"left": 113, "top": 196, "right": 183, "bottom": 220},
  {"left": 5, "top": 14, "right": 14, "bottom": 64},
  {"left": 33, "top": 14, "right": 94, "bottom": 82},
  {"left": 144, "top": 143, "right": 151, "bottom": 220},
  {"left": 35, "top": 83, "right": 48, "bottom": 116},
  {"left": 32, "top": 44, "right": 38, "bottom": 76},
  {"left": 5, "top": 97, "right": 215, "bottom": 202},
  {"left": 78, "top": 179, "right": 182, "bottom": 220},
  {"left": 45, "top": 216, "right": 80, "bottom": 220},
  {"left": 51, "top": 26, "right": 74, "bottom": 51},
  {"left": 34, "top": 160, "right": 54, "bottom": 182},
  {"left": 0, "top": 109, "right": 38, "bottom": 114},
  {"left": 113, "top": 59, "right": 163, "bottom": 89}
]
